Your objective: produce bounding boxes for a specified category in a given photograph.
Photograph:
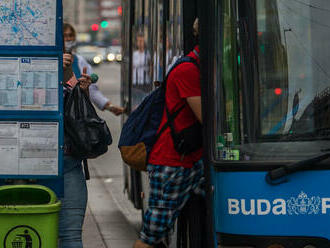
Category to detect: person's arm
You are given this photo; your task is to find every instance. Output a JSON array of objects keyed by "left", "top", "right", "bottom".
[
  {"left": 88, "top": 84, "right": 124, "bottom": 115},
  {"left": 89, "top": 83, "right": 110, "bottom": 109},
  {"left": 77, "top": 54, "right": 93, "bottom": 75},
  {"left": 104, "top": 102, "right": 125, "bottom": 115},
  {"left": 63, "top": 53, "right": 74, "bottom": 83},
  {"left": 187, "top": 96, "right": 202, "bottom": 123},
  {"left": 175, "top": 63, "right": 202, "bottom": 123},
  {"left": 77, "top": 54, "right": 124, "bottom": 115}
]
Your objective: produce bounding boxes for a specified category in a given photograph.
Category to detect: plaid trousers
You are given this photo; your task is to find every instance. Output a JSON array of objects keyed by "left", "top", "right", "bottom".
[{"left": 140, "top": 160, "right": 205, "bottom": 245}]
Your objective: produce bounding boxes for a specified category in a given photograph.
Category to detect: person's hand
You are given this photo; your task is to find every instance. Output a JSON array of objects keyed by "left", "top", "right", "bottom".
[
  {"left": 105, "top": 102, "right": 125, "bottom": 116},
  {"left": 78, "top": 67, "right": 92, "bottom": 91},
  {"left": 63, "top": 53, "right": 73, "bottom": 69}
]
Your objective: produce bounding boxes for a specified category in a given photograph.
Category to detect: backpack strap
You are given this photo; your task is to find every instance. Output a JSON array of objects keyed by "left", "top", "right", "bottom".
[
  {"left": 155, "top": 104, "right": 185, "bottom": 141},
  {"left": 162, "top": 56, "right": 199, "bottom": 92},
  {"left": 164, "top": 56, "right": 199, "bottom": 154},
  {"left": 155, "top": 56, "right": 199, "bottom": 142}
]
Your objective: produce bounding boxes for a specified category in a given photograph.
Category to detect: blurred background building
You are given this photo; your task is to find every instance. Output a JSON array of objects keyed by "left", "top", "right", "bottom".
[{"left": 63, "top": 0, "right": 122, "bottom": 45}]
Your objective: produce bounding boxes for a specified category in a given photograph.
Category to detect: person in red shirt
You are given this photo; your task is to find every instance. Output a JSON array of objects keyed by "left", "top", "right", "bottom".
[{"left": 134, "top": 18, "right": 205, "bottom": 248}]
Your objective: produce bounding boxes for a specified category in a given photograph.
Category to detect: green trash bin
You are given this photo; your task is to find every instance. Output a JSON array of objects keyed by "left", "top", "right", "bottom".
[{"left": 0, "top": 185, "right": 61, "bottom": 248}]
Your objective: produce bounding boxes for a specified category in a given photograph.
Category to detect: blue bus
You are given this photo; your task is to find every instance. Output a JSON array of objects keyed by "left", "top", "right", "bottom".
[{"left": 121, "top": 0, "right": 330, "bottom": 247}]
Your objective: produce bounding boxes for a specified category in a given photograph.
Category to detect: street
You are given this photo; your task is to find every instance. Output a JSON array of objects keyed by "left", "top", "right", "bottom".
[{"left": 82, "top": 63, "right": 141, "bottom": 248}]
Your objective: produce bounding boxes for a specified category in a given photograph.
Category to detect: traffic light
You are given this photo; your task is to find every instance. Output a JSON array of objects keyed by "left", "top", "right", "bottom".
[
  {"left": 91, "top": 24, "right": 99, "bottom": 31},
  {"left": 274, "top": 88, "right": 282, "bottom": 95},
  {"left": 101, "top": 21, "right": 109, "bottom": 28},
  {"left": 118, "top": 6, "right": 122, "bottom": 16}
]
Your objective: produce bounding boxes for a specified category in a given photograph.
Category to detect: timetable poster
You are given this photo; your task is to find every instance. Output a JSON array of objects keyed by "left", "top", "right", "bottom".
[
  {"left": 0, "top": 122, "right": 58, "bottom": 176},
  {"left": 0, "top": 57, "right": 59, "bottom": 111}
]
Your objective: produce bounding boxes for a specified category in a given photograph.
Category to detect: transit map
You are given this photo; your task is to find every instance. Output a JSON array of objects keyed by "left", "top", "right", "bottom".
[{"left": 0, "top": 0, "right": 57, "bottom": 46}]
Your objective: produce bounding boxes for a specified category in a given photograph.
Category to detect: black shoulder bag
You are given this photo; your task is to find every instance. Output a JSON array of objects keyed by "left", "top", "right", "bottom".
[
  {"left": 64, "top": 83, "right": 112, "bottom": 178},
  {"left": 166, "top": 106, "right": 203, "bottom": 158}
]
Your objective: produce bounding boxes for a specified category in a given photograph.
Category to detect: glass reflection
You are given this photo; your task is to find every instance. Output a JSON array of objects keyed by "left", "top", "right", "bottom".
[{"left": 214, "top": 0, "right": 330, "bottom": 162}]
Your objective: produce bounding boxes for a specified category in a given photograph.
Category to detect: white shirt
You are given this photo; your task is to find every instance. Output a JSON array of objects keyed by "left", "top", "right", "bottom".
[
  {"left": 132, "top": 50, "right": 151, "bottom": 85},
  {"left": 76, "top": 54, "right": 109, "bottom": 110}
]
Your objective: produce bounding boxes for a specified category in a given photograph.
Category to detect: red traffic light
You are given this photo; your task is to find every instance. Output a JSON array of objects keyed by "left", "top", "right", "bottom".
[
  {"left": 91, "top": 24, "right": 99, "bottom": 31},
  {"left": 274, "top": 88, "right": 282, "bottom": 95},
  {"left": 118, "top": 6, "right": 122, "bottom": 16}
]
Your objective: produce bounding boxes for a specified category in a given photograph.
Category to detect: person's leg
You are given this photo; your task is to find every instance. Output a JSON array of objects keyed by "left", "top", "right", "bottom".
[
  {"left": 59, "top": 156, "right": 88, "bottom": 248},
  {"left": 136, "top": 162, "right": 205, "bottom": 247}
]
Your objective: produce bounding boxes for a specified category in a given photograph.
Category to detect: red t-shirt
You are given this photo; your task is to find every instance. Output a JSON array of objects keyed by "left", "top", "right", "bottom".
[{"left": 148, "top": 47, "right": 202, "bottom": 168}]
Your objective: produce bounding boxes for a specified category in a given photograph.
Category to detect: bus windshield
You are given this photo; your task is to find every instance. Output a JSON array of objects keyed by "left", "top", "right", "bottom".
[{"left": 215, "top": 0, "right": 330, "bottom": 162}]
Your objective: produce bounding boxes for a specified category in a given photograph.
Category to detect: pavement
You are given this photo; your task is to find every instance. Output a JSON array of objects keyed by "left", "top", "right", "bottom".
[{"left": 81, "top": 63, "right": 141, "bottom": 248}]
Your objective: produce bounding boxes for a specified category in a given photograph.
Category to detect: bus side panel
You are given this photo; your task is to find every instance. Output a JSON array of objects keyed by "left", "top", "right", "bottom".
[{"left": 214, "top": 171, "right": 330, "bottom": 240}]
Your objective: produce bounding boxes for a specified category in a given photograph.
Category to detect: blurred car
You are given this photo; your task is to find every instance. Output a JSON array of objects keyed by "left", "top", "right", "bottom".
[
  {"left": 106, "top": 46, "right": 122, "bottom": 63},
  {"left": 76, "top": 46, "right": 104, "bottom": 66}
]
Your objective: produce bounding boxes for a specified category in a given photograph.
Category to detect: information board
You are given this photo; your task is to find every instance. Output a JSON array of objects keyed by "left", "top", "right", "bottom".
[
  {"left": 0, "top": 0, "right": 57, "bottom": 47},
  {"left": 0, "top": 0, "right": 63, "bottom": 192}
]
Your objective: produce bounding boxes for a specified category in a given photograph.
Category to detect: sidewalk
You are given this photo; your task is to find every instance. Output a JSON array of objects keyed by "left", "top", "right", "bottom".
[
  {"left": 82, "top": 164, "right": 139, "bottom": 248},
  {"left": 81, "top": 64, "right": 141, "bottom": 248}
]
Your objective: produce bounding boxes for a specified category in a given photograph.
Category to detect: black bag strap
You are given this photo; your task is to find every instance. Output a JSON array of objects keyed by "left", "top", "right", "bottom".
[
  {"left": 164, "top": 55, "right": 200, "bottom": 141},
  {"left": 154, "top": 55, "right": 199, "bottom": 141},
  {"left": 83, "top": 159, "right": 90, "bottom": 180},
  {"left": 165, "top": 105, "right": 181, "bottom": 142},
  {"left": 155, "top": 104, "right": 185, "bottom": 141}
]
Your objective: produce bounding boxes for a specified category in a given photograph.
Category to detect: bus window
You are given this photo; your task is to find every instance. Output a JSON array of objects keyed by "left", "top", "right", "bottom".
[
  {"left": 214, "top": 0, "right": 330, "bottom": 163},
  {"left": 131, "top": 0, "right": 152, "bottom": 108},
  {"left": 174, "top": 0, "right": 184, "bottom": 58},
  {"left": 152, "top": 0, "right": 164, "bottom": 82},
  {"left": 143, "top": 0, "right": 153, "bottom": 92},
  {"left": 214, "top": 0, "right": 240, "bottom": 161},
  {"left": 166, "top": 0, "right": 184, "bottom": 72},
  {"left": 121, "top": 0, "right": 131, "bottom": 111},
  {"left": 166, "top": 0, "right": 174, "bottom": 72}
]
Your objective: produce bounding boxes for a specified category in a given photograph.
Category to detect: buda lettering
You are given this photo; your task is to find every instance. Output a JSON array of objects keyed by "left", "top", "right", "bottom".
[{"left": 228, "top": 192, "right": 330, "bottom": 216}]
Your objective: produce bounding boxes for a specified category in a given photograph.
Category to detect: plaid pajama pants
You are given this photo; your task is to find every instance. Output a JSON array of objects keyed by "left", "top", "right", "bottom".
[{"left": 140, "top": 160, "right": 205, "bottom": 245}]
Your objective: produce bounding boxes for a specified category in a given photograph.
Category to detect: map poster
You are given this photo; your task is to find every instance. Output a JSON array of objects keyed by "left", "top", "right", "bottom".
[
  {"left": 0, "top": 122, "right": 58, "bottom": 176},
  {"left": 0, "top": 57, "right": 59, "bottom": 111},
  {"left": 0, "top": 0, "right": 57, "bottom": 47}
]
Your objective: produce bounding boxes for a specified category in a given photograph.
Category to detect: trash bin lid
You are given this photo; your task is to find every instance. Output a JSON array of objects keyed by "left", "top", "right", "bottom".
[{"left": 0, "top": 185, "right": 61, "bottom": 214}]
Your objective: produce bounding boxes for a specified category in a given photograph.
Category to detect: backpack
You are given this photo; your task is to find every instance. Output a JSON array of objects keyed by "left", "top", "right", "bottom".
[
  {"left": 118, "top": 56, "right": 199, "bottom": 171},
  {"left": 64, "top": 82, "right": 112, "bottom": 160}
]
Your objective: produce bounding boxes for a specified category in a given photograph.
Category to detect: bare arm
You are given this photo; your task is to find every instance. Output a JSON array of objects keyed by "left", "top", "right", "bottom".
[
  {"left": 104, "top": 102, "right": 125, "bottom": 115},
  {"left": 186, "top": 96, "right": 202, "bottom": 123},
  {"left": 63, "top": 53, "right": 74, "bottom": 83}
]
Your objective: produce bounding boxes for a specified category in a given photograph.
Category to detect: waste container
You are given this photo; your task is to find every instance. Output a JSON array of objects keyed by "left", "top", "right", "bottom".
[{"left": 0, "top": 185, "right": 61, "bottom": 248}]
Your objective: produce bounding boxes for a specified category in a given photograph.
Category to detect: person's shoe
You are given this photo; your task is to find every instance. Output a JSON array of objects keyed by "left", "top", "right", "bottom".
[{"left": 133, "top": 239, "right": 154, "bottom": 248}]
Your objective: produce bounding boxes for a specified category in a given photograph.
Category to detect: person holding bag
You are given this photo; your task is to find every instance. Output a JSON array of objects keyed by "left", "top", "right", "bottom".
[{"left": 58, "top": 45, "right": 92, "bottom": 248}]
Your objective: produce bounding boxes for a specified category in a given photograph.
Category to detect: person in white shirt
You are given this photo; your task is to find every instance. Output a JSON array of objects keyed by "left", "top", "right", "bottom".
[
  {"left": 132, "top": 32, "right": 151, "bottom": 91},
  {"left": 63, "top": 23, "right": 124, "bottom": 115}
]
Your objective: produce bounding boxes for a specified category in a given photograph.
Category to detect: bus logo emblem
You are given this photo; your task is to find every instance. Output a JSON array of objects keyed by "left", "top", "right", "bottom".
[{"left": 287, "top": 192, "right": 321, "bottom": 215}]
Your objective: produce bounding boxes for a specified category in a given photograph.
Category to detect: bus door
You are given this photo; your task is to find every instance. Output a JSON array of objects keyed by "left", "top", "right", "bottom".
[
  {"left": 139, "top": 0, "right": 162, "bottom": 211},
  {"left": 123, "top": 0, "right": 146, "bottom": 209},
  {"left": 121, "top": 0, "right": 133, "bottom": 200},
  {"left": 201, "top": 0, "right": 330, "bottom": 247}
]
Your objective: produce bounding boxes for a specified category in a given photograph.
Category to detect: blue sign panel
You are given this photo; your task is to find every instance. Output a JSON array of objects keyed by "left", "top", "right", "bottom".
[{"left": 214, "top": 171, "right": 330, "bottom": 239}]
